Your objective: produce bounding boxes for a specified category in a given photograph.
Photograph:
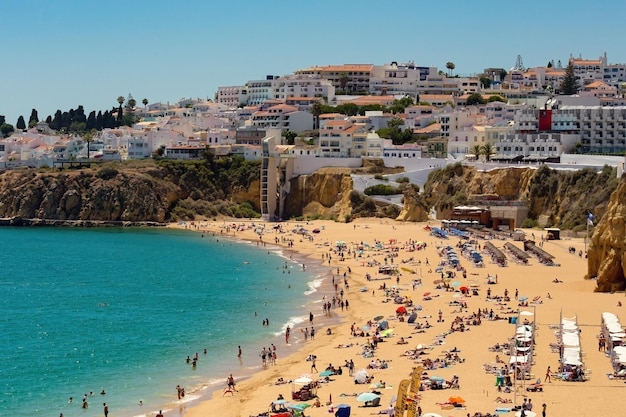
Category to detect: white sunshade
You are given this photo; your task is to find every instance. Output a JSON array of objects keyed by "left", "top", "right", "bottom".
[
  {"left": 520, "top": 310, "right": 534, "bottom": 316},
  {"left": 509, "top": 355, "right": 529, "bottom": 364},
  {"left": 563, "top": 357, "right": 583, "bottom": 366},
  {"left": 607, "top": 323, "right": 623, "bottom": 333},
  {"left": 613, "top": 346, "right": 626, "bottom": 355},
  {"left": 562, "top": 333, "right": 580, "bottom": 347}
]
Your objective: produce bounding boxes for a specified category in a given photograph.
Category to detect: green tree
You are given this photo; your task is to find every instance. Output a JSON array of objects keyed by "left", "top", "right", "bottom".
[
  {"left": 283, "top": 130, "right": 297, "bottom": 145},
  {"left": 466, "top": 93, "right": 485, "bottom": 105},
  {"left": 116, "top": 96, "right": 125, "bottom": 121},
  {"left": 482, "top": 143, "right": 496, "bottom": 161},
  {"left": 560, "top": 61, "right": 579, "bottom": 95},
  {"left": 479, "top": 77, "right": 491, "bottom": 89},
  {"left": 339, "top": 72, "right": 349, "bottom": 92},
  {"left": 0, "top": 122, "right": 14, "bottom": 137},
  {"left": 335, "top": 102, "right": 359, "bottom": 116},
  {"left": 28, "top": 109, "right": 39, "bottom": 128},
  {"left": 86, "top": 111, "right": 97, "bottom": 130},
  {"left": 310, "top": 101, "right": 322, "bottom": 129},
  {"left": 16, "top": 115, "right": 26, "bottom": 130},
  {"left": 499, "top": 70, "right": 507, "bottom": 82},
  {"left": 446, "top": 62, "right": 455, "bottom": 76},
  {"left": 487, "top": 95, "right": 506, "bottom": 103},
  {"left": 471, "top": 144, "right": 483, "bottom": 159},
  {"left": 390, "top": 96, "right": 414, "bottom": 114},
  {"left": 142, "top": 98, "right": 148, "bottom": 109},
  {"left": 83, "top": 130, "right": 97, "bottom": 159}
]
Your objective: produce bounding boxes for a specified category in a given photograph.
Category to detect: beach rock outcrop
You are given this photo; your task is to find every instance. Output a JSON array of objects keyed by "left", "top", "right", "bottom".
[
  {"left": 0, "top": 169, "right": 177, "bottom": 222},
  {"left": 588, "top": 176, "right": 626, "bottom": 292},
  {"left": 396, "top": 185, "right": 429, "bottom": 222},
  {"left": 283, "top": 169, "right": 354, "bottom": 221}
]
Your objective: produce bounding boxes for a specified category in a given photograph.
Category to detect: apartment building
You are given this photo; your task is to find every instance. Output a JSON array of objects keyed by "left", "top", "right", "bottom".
[
  {"left": 369, "top": 62, "right": 435, "bottom": 96},
  {"left": 296, "top": 64, "right": 373, "bottom": 94},
  {"left": 250, "top": 104, "right": 313, "bottom": 133}
]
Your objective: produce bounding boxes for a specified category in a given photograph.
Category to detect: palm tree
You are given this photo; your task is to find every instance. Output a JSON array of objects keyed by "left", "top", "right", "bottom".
[
  {"left": 116, "top": 96, "right": 124, "bottom": 121},
  {"left": 310, "top": 101, "right": 322, "bottom": 130},
  {"left": 446, "top": 62, "right": 455, "bottom": 76},
  {"left": 471, "top": 144, "right": 482, "bottom": 160},
  {"left": 481, "top": 143, "right": 496, "bottom": 161},
  {"left": 142, "top": 98, "right": 148, "bottom": 110},
  {"left": 339, "top": 72, "right": 349, "bottom": 92}
]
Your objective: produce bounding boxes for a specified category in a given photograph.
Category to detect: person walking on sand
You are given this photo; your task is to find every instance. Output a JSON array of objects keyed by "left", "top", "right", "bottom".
[
  {"left": 545, "top": 366, "right": 552, "bottom": 382},
  {"left": 285, "top": 326, "right": 290, "bottom": 343},
  {"left": 541, "top": 403, "right": 547, "bottom": 417},
  {"left": 103, "top": 403, "right": 108, "bottom": 417},
  {"left": 311, "top": 357, "right": 318, "bottom": 372},
  {"left": 227, "top": 374, "right": 237, "bottom": 391}
]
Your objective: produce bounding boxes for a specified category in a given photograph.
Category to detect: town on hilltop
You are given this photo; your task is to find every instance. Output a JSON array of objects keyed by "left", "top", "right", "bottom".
[{"left": 1, "top": 53, "right": 625, "bottom": 218}]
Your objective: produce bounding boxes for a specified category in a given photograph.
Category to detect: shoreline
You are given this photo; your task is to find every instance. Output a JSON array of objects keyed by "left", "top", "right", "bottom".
[
  {"left": 164, "top": 220, "right": 350, "bottom": 417},
  {"left": 173, "top": 218, "right": 626, "bottom": 417},
  {"left": 0, "top": 217, "right": 167, "bottom": 227}
]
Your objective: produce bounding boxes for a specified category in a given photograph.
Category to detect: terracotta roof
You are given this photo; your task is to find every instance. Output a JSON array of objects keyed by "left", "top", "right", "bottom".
[
  {"left": 343, "top": 125, "right": 361, "bottom": 134},
  {"left": 414, "top": 123, "right": 441, "bottom": 134},
  {"left": 346, "top": 96, "right": 395, "bottom": 106},
  {"left": 323, "top": 120, "right": 353, "bottom": 127},
  {"left": 267, "top": 104, "right": 299, "bottom": 112},
  {"left": 420, "top": 94, "right": 455, "bottom": 101},
  {"left": 319, "top": 113, "right": 344, "bottom": 119}
]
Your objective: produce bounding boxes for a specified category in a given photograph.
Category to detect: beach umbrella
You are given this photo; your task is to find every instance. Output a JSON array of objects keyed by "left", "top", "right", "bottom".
[
  {"left": 433, "top": 279, "right": 443, "bottom": 284},
  {"left": 362, "top": 325, "right": 371, "bottom": 331},
  {"left": 423, "top": 292, "right": 431, "bottom": 297},
  {"left": 459, "top": 286, "right": 469, "bottom": 292},
  {"left": 452, "top": 293, "right": 463, "bottom": 298},
  {"left": 379, "top": 320, "right": 389, "bottom": 330},
  {"left": 451, "top": 281, "right": 461, "bottom": 287},
  {"left": 373, "top": 315, "right": 384, "bottom": 322},
  {"left": 519, "top": 296, "right": 528, "bottom": 302},
  {"left": 396, "top": 306, "right": 407, "bottom": 315},
  {"left": 354, "top": 369, "right": 369, "bottom": 384},
  {"left": 274, "top": 399, "right": 290, "bottom": 405},
  {"left": 421, "top": 413, "right": 442, "bottom": 417},
  {"left": 448, "top": 396, "right": 465, "bottom": 404},
  {"left": 294, "top": 376, "right": 312, "bottom": 385},
  {"left": 357, "top": 392, "right": 380, "bottom": 402},
  {"left": 407, "top": 312, "right": 417, "bottom": 323},
  {"left": 429, "top": 376, "right": 445, "bottom": 382},
  {"left": 336, "top": 404, "right": 350, "bottom": 409},
  {"left": 520, "top": 310, "right": 534, "bottom": 316},
  {"left": 319, "top": 370, "right": 335, "bottom": 377},
  {"left": 289, "top": 404, "right": 311, "bottom": 411}
]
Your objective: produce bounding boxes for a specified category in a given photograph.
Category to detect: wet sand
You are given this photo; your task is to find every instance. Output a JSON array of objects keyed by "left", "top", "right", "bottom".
[{"left": 171, "top": 218, "right": 624, "bottom": 417}]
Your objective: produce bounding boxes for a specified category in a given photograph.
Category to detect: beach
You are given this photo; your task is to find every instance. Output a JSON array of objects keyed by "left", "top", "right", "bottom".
[{"left": 174, "top": 218, "right": 624, "bottom": 417}]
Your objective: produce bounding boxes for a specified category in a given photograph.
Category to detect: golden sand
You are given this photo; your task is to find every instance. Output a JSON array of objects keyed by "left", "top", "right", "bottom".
[{"left": 169, "top": 218, "right": 623, "bottom": 417}]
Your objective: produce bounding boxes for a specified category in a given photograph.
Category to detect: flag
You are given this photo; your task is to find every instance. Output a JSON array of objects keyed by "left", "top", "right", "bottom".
[{"left": 587, "top": 212, "right": 595, "bottom": 226}]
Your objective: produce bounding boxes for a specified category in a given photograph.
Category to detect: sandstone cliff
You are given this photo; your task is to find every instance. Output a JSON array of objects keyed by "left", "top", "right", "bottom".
[
  {"left": 283, "top": 168, "right": 354, "bottom": 221},
  {"left": 588, "top": 175, "right": 626, "bottom": 292},
  {"left": 0, "top": 168, "right": 178, "bottom": 222},
  {"left": 0, "top": 158, "right": 261, "bottom": 223}
]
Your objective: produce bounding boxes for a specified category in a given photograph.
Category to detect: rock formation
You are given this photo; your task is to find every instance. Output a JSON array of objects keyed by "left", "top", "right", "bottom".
[
  {"left": 588, "top": 175, "right": 626, "bottom": 292},
  {"left": 283, "top": 168, "right": 354, "bottom": 220},
  {"left": 0, "top": 168, "right": 178, "bottom": 222}
]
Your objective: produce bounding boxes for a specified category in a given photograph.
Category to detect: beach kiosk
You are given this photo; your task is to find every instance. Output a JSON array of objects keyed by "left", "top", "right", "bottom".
[{"left": 291, "top": 377, "right": 317, "bottom": 401}]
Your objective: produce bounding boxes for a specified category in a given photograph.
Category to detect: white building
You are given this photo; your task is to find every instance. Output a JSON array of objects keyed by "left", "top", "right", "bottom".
[{"left": 250, "top": 104, "right": 313, "bottom": 133}]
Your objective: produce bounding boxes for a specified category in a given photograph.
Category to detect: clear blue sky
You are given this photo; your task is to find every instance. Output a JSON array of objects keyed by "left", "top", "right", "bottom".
[{"left": 2, "top": 0, "right": 625, "bottom": 125}]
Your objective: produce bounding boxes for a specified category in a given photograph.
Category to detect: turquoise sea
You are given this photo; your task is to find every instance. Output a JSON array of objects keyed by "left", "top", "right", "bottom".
[{"left": 0, "top": 226, "right": 330, "bottom": 417}]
